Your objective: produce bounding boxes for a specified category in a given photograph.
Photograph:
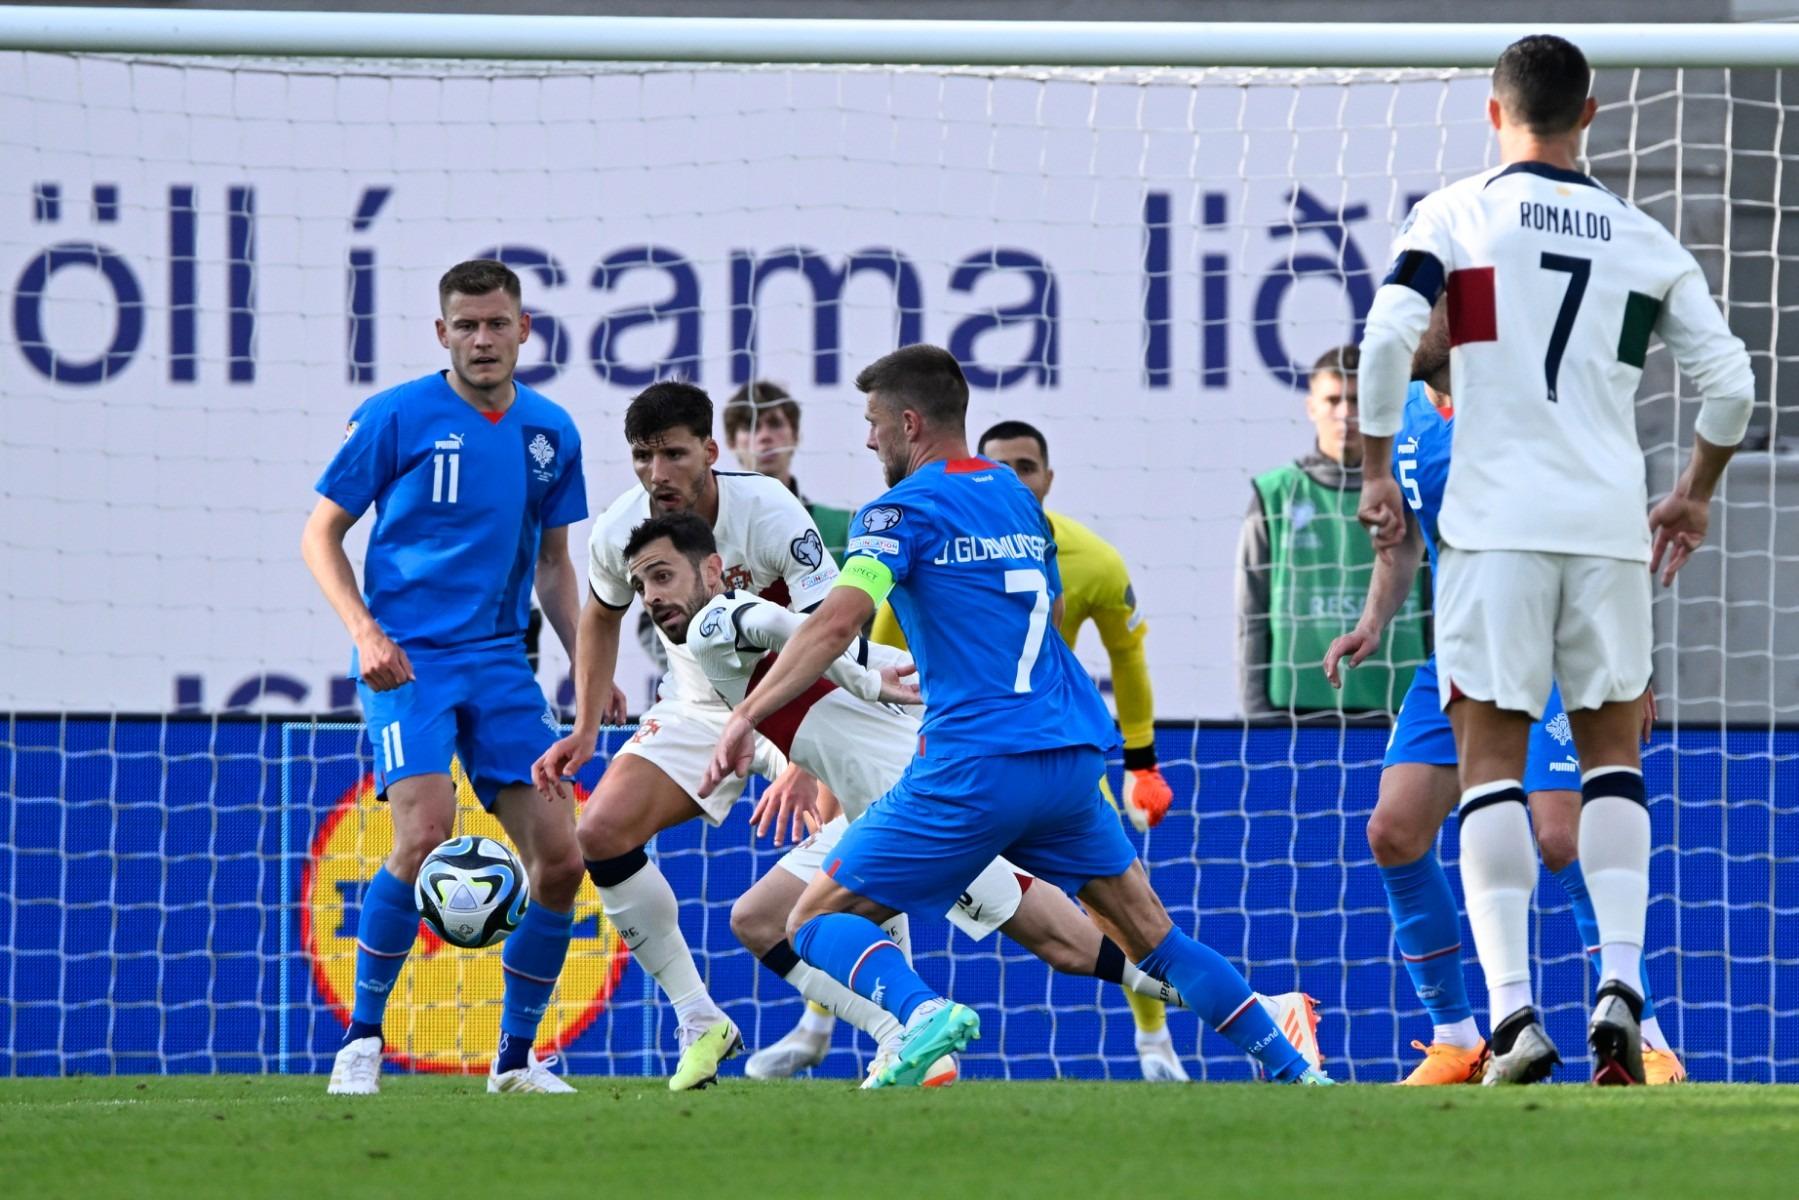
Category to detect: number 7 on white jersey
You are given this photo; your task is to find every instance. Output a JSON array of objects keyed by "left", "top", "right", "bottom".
[{"left": 1005, "top": 568, "right": 1051, "bottom": 693}]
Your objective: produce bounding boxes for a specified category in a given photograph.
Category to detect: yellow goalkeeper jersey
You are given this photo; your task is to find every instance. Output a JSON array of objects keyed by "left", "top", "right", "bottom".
[{"left": 870, "top": 509, "right": 1155, "bottom": 751}]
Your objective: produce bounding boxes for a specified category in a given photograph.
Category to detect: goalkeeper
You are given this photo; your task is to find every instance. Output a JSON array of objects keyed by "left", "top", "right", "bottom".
[{"left": 855, "top": 420, "right": 1184, "bottom": 1083}]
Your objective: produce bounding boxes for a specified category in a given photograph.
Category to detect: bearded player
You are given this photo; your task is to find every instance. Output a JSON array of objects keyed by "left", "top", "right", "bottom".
[
  {"left": 864, "top": 419, "right": 1187, "bottom": 1081},
  {"left": 531, "top": 382, "right": 836, "bottom": 1091},
  {"left": 1359, "top": 35, "right": 1753, "bottom": 1084},
  {"left": 619, "top": 510, "right": 1324, "bottom": 1084},
  {"left": 1330, "top": 300, "right": 1682, "bottom": 1084},
  {"left": 302, "top": 259, "right": 587, "bottom": 1096},
  {"left": 704, "top": 344, "right": 1331, "bottom": 1088}
]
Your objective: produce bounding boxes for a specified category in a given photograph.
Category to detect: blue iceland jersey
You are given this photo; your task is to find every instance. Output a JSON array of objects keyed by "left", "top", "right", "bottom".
[
  {"left": 1394, "top": 380, "right": 1455, "bottom": 573},
  {"left": 844, "top": 457, "right": 1118, "bottom": 759},
  {"left": 316, "top": 371, "right": 588, "bottom": 653}
]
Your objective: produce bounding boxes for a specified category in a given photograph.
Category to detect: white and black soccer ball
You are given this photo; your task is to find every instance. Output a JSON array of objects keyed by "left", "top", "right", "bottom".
[{"left": 414, "top": 836, "right": 530, "bottom": 949}]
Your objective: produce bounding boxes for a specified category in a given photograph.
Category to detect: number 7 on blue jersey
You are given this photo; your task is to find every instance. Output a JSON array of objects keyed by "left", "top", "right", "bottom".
[{"left": 1004, "top": 568, "right": 1051, "bottom": 692}]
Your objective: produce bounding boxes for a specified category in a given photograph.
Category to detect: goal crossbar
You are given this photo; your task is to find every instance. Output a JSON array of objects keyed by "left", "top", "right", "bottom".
[{"left": 3, "top": 7, "right": 1799, "bottom": 68}]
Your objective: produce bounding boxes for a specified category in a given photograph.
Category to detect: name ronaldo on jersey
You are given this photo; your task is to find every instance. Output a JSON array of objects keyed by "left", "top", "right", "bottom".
[{"left": 1519, "top": 201, "right": 1612, "bottom": 241}]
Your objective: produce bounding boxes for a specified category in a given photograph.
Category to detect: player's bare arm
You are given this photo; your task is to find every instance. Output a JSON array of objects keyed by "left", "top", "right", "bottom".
[
  {"left": 1649, "top": 433, "right": 1739, "bottom": 587},
  {"left": 299, "top": 494, "right": 412, "bottom": 691},
  {"left": 533, "top": 593, "right": 627, "bottom": 795},
  {"left": 533, "top": 525, "right": 582, "bottom": 661},
  {"left": 1325, "top": 509, "right": 1424, "bottom": 688},
  {"left": 700, "top": 586, "right": 873, "bottom": 797}
]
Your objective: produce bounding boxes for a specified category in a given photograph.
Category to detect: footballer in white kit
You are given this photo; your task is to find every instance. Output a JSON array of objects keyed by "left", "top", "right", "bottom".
[
  {"left": 532, "top": 382, "right": 838, "bottom": 1093},
  {"left": 621, "top": 508, "right": 1325, "bottom": 1085},
  {"left": 1358, "top": 35, "right": 1753, "bottom": 1086}
]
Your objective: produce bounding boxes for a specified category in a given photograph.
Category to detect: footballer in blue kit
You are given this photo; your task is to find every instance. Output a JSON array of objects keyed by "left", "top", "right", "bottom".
[
  {"left": 301, "top": 260, "right": 591, "bottom": 1096},
  {"left": 1326, "top": 305, "right": 1680, "bottom": 1083},
  {"left": 703, "top": 344, "right": 1329, "bottom": 1087}
]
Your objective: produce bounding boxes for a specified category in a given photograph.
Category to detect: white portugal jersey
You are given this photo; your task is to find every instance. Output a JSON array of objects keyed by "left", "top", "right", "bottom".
[
  {"left": 1367, "top": 161, "right": 1754, "bottom": 562},
  {"left": 685, "top": 591, "right": 916, "bottom": 819},
  {"left": 589, "top": 471, "right": 839, "bottom": 703}
]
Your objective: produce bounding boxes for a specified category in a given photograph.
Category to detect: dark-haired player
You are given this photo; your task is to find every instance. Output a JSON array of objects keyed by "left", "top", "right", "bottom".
[
  {"left": 532, "top": 382, "right": 836, "bottom": 1091},
  {"left": 1332, "top": 301, "right": 1681, "bottom": 1085},
  {"left": 704, "top": 344, "right": 1331, "bottom": 1088},
  {"left": 1359, "top": 34, "right": 1753, "bottom": 1084},
  {"left": 302, "top": 259, "right": 588, "bottom": 1096}
]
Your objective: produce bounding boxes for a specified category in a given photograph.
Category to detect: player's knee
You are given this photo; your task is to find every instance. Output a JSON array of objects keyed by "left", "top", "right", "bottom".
[
  {"left": 529, "top": 848, "right": 586, "bottom": 911},
  {"left": 1366, "top": 806, "right": 1430, "bottom": 867},
  {"left": 730, "top": 893, "right": 782, "bottom": 957},
  {"left": 577, "top": 806, "right": 633, "bottom": 862},
  {"left": 388, "top": 816, "right": 454, "bottom": 879},
  {"left": 1534, "top": 820, "right": 1580, "bottom": 874}
]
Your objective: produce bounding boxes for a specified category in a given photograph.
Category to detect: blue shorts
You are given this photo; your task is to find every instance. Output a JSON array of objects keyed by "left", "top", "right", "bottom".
[
  {"left": 357, "top": 646, "right": 559, "bottom": 810},
  {"left": 1384, "top": 654, "right": 1582, "bottom": 794},
  {"left": 824, "top": 744, "right": 1138, "bottom": 917}
]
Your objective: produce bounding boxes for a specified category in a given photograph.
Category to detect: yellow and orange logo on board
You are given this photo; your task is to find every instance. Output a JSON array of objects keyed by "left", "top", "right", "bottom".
[{"left": 302, "top": 763, "right": 626, "bottom": 1073}]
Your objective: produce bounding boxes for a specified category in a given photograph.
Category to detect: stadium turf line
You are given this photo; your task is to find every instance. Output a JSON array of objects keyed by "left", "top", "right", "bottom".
[{"left": 2, "top": 1076, "right": 1795, "bottom": 1199}]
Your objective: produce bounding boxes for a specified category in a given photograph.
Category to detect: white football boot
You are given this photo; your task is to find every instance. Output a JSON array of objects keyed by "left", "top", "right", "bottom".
[
  {"left": 1482, "top": 1007, "right": 1561, "bottom": 1086},
  {"left": 489, "top": 1049, "right": 578, "bottom": 1094},
  {"left": 327, "top": 1036, "right": 383, "bottom": 1096},
  {"left": 1135, "top": 1027, "right": 1190, "bottom": 1083},
  {"left": 744, "top": 1024, "right": 832, "bottom": 1080}
]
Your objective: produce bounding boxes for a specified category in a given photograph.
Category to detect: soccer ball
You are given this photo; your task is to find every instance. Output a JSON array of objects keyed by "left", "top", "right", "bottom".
[{"left": 414, "top": 835, "right": 530, "bottom": 949}]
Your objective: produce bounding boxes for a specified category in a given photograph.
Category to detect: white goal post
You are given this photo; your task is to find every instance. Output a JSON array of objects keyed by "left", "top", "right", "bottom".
[{"left": 1, "top": 9, "right": 1792, "bottom": 1085}]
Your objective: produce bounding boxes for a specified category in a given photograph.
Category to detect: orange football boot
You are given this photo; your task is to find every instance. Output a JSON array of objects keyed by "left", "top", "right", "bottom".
[
  {"left": 1400, "top": 1038, "right": 1490, "bottom": 1085},
  {"left": 1642, "top": 1047, "right": 1687, "bottom": 1085}
]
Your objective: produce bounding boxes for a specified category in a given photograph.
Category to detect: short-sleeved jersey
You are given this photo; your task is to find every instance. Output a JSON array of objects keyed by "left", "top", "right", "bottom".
[
  {"left": 1384, "top": 161, "right": 1752, "bottom": 562},
  {"left": 1394, "top": 380, "right": 1455, "bottom": 574},
  {"left": 589, "top": 471, "right": 838, "bottom": 704},
  {"left": 869, "top": 507, "right": 1153, "bottom": 748},
  {"left": 841, "top": 458, "right": 1119, "bottom": 760},
  {"left": 686, "top": 591, "right": 914, "bottom": 819},
  {"left": 315, "top": 371, "right": 587, "bottom": 653}
]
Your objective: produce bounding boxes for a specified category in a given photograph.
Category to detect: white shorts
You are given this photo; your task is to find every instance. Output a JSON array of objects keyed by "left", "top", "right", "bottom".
[
  {"left": 613, "top": 697, "right": 788, "bottom": 825},
  {"left": 777, "top": 815, "right": 1031, "bottom": 941},
  {"left": 1436, "top": 546, "right": 1652, "bottom": 718}
]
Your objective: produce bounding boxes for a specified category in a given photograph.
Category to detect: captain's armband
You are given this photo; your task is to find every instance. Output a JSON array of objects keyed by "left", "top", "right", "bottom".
[{"left": 835, "top": 556, "right": 896, "bottom": 606}]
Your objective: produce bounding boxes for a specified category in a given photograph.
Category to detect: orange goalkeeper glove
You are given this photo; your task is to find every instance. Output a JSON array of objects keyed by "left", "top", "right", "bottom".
[{"left": 1121, "top": 747, "right": 1172, "bottom": 831}]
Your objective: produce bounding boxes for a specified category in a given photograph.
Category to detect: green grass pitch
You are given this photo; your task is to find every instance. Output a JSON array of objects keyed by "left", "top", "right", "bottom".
[{"left": 5, "top": 1076, "right": 1797, "bottom": 1199}]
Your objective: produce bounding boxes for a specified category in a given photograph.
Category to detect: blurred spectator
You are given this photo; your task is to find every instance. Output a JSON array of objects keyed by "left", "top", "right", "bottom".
[
  {"left": 723, "top": 381, "right": 852, "bottom": 561},
  {"left": 1236, "top": 344, "right": 1426, "bottom": 719}
]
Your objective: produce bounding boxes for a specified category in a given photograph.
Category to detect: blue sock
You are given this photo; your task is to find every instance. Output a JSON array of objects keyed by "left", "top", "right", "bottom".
[
  {"left": 1379, "top": 852, "right": 1475, "bottom": 1027},
  {"left": 792, "top": 913, "right": 938, "bottom": 1024},
  {"left": 1138, "top": 928, "right": 1305, "bottom": 1082},
  {"left": 348, "top": 866, "right": 419, "bottom": 1039},
  {"left": 496, "top": 903, "right": 576, "bottom": 1070},
  {"left": 1556, "top": 860, "right": 1657, "bottom": 1023}
]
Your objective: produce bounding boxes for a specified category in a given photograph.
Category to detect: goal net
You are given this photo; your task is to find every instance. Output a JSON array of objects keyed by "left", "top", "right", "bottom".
[{"left": 1, "top": 40, "right": 1792, "bottom": 1083}]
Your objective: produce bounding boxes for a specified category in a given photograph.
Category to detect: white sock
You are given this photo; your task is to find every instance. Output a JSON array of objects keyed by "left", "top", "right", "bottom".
[
  {"left": 1433, "top": 1017, "right": 1483, "bottom": 1050},
  {"left": 1134, "top": 1023, "right": 1172, "bottom": 1050},
  {"left": 1579, "top": 770, "right": 1651, "bottom": 990},
  {"left": 1123, "top": 960, "right": 1182, "bottom": 1007},
  {"left": 1457, "top": 781, "right": 1538, "bottom": 1031},
  {"left": 797, "top": 1003, "right": 837, "bottom": 1037},
  {"left": 784, "top": 962, "right": 902, "bottom": 1046},
  {"left": 598, "top": 860, "right": 718, "bottom": 1022},
  {"left": 904, "top": 997, "right": 947, "bottom": 1033},
  {"left": 1640, "top": 1014, "right": 1671, "bottom": 1053},
  {"left": 1489, "top": 980, "right": 1534, "bottom": 1022}
]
